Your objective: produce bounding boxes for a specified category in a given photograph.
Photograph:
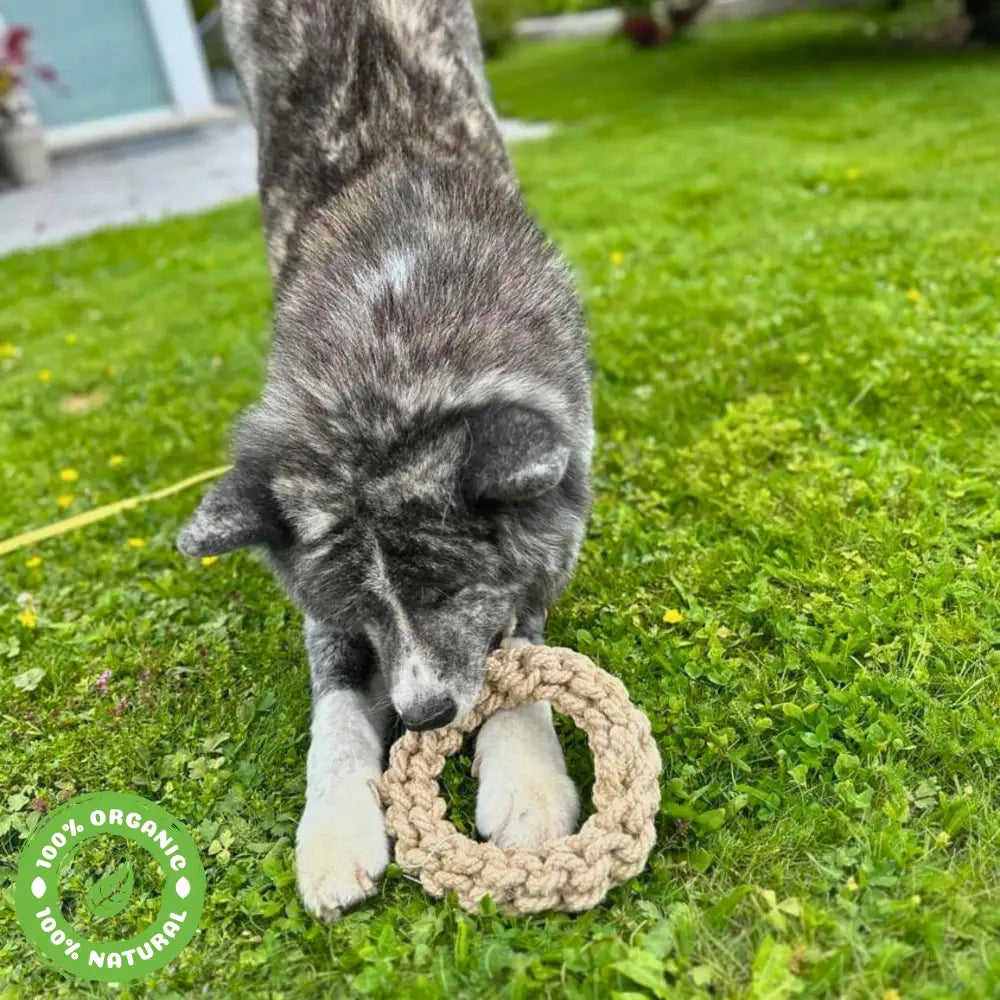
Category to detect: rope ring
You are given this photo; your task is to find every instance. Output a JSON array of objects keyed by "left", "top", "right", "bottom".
[{"left": 379, "top": 645, "right": 663, "bottom": 914}]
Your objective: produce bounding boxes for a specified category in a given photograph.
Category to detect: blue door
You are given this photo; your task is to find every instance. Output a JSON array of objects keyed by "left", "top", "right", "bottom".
[{"left": 1, "top": 0, "right": 173, "bottom": 128}]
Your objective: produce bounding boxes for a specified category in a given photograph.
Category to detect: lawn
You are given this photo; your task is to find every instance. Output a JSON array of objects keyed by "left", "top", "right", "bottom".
[{"left": 2, "top": 10, "right": 1000, "bottom": 999}]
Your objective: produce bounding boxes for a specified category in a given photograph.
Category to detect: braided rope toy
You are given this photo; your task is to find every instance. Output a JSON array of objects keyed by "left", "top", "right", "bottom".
[{"left": 378, "top": 644, "right": 663, "bottom": 915}]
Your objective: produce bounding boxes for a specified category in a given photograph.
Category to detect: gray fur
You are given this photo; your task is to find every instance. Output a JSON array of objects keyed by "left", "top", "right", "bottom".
[{"left": 179, "top": 0, "right": 593, "bottom": 728}]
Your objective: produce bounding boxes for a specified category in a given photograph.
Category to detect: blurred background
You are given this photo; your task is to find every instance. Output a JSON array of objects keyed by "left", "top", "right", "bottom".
[{"left": 0, "top": 0, "right": 996, "bottom": 244}]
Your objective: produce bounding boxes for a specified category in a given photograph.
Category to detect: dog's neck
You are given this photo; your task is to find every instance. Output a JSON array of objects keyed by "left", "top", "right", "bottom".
[{"left": 224, "top": 0, "right": 513, "bottom": 279}]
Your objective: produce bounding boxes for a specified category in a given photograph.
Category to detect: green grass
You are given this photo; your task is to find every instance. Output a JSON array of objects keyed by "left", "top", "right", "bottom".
[{"left": 3, "top": 10, "right": 1000, "bottom": 998}]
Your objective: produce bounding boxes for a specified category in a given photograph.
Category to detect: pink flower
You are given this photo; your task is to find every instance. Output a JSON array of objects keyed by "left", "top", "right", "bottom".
[
  {"left": 3, "top": 26, "right": 30, "bottom": 67},
  {"left": 1, "top": 26, "right": 58, "bottom": 101},
  {"left": 110, "top": 698, "right": 128, "bottom": 716},
  {"left": 94, "top": 668, "right": 112, "bottom": 693}
]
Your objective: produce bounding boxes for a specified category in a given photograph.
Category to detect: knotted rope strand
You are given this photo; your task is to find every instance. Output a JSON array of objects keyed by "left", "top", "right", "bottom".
[{"left": 379, "top": 645, "right": 662, "bottom": 915}]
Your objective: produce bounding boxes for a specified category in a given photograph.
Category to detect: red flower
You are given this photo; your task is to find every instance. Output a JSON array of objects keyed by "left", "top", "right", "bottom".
[{"left": 3, "top": 26, "right": 31, "bottom": 67}]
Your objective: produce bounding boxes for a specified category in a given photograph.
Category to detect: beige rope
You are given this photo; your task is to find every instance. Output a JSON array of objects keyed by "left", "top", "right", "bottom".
[{"left": 379, "top": 644, "right": 662, "bottom": 915}]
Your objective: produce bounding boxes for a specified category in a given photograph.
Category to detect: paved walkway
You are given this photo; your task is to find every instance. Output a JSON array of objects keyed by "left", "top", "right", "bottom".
[
  {"left": 517, "top": 8, "right": 620, "bottom": 40},
  {"left": 515, "top": 1, "right": 819, "bottom": 40},
  {"left": 0, "top": 116, "right": 552, "bottom": 258}
]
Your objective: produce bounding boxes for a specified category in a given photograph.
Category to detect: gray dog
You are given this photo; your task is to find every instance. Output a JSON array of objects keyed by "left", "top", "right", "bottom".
[{"left": 179, "top": 0, "right": 593, "bottom": 919}]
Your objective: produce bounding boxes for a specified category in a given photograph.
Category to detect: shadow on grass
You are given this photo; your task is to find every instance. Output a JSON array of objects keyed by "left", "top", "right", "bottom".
[
  {"left": 677, "top": 17, "right": 994, "bottom": 83},
  {"left": 498, "top": 10, "right": 998, "bottom": 124}
]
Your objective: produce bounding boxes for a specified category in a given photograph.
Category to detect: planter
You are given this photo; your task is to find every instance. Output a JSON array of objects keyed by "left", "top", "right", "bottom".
[{"left": 0, "top": 123, "right": 50, "bottom": 186}]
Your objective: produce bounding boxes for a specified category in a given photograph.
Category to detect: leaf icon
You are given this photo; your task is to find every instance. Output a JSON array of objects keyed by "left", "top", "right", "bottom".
[{"left": 86, "top": 861, "right": 134, "bottom": 919}]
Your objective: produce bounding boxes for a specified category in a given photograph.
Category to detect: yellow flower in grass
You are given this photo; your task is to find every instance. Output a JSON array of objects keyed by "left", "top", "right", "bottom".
[
  {"left": 846, "top": 876, "right": 859, "bottom": 892},
  {"left": 56, "top": 494, "right": 75, "bottom": 510},
  {"left": 610, "top": 250, "right": 626, "bottom": 267},
  {"left": 38, "top": 369, "right": 52, "bottom": 383},
  {"left": 18, "top": 609, "right": 38, "bottom": 629},
  {"left": 64, "top": 333, "right": 78, "bottom": 346},
  {"left": 105, "top": 364, "right": 119, "bottom": 376},
  {"left": 905, "top": 288, "right": 921, "bottom": 303},
  {"left": 0, "top": 342, "right": 17, "bottom": 359},
  {"left": 883, "top": 991, "right": 901, "bottom": 1000},
  {"left": 59, "top": 468, "right": 79, "bottom": 483},
  {"left": 935, "top": 830, "right": 951, "bottom": 846},
  {"left": 25, "top": 556, "right": 42, "bottom": 569},
  {"left": 662, "top": 608, "right": 684, "bottom": 624},
  {"left": 108, "top": 454, "right": 125, "bottom": 468},
  {"left": 200, "top": 556, "right": 219, "bottom": 567},
  {"left": 127, "top": 538, "right": 147, "bottom": 549},
  {"left": 844, "top": 167, "right": 861, "bottom": 181}
]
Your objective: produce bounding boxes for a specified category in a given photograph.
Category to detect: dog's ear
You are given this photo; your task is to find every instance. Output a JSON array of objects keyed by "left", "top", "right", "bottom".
[
  {"left": 463, "top": 404, "right": 571, "bottom": 502},
  {"left": 177, "top": 466, "right": 290, "bottom": 556}
]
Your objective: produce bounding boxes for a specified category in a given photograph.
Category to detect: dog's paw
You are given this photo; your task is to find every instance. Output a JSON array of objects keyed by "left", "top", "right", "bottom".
[
  {"left": 475, "top": 752, "right": 579, "bottom": 849},
  {"left": 295, "top": 780, "right": 389, "bottom": 921}
]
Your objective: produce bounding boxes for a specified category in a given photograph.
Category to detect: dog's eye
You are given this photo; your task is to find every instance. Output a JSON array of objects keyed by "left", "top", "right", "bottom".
[{"left": 472, "top": 495, "right": 504, "bottom": 514}]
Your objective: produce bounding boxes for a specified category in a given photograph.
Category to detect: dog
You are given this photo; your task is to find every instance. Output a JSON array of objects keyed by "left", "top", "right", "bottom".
[{"left": 178, "top": 0, "right": 593, "bottom": 920}]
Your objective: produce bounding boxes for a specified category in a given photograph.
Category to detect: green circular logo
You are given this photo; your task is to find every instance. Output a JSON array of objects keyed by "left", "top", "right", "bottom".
[{"left": 14, "top": 792, "right": 206, "bottom": 982}]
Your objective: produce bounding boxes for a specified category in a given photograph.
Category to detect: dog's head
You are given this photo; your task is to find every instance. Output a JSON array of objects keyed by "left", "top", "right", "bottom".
[
  {"left": 180, "top": 166, "right": 591, "bottom": 727},
  {"left": 178, "top": 397, "right": 587, "bottom": 728}
]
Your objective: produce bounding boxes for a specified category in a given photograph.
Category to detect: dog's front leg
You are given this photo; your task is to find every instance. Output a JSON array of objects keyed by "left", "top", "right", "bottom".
[
  {"left": 296, "top": 620, "right": 391, "bottom": 921},
  {"left": 474, "top": 616, "right": 579, "bottom": 848}
]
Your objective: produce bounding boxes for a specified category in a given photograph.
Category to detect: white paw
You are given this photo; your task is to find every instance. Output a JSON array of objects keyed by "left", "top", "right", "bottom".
[
  {"left": 476, "top": 765, "right": 579, "bottom": 848},
  {"left": 474, "top": 704, "right": 579, "bottom": 848},
  {"left": 295, "top": 779, "right": 389, "bottom": 921}
]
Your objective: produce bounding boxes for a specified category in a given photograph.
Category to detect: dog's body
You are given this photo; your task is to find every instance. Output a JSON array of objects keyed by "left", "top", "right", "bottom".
[{"left": 179, "top": 0, "right": 592, "bottom": 918}]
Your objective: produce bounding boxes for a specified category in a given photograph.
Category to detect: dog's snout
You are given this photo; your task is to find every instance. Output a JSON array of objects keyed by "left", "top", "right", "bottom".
[{"left": 399, "top": 694, "right": 457, "bottom": 732}]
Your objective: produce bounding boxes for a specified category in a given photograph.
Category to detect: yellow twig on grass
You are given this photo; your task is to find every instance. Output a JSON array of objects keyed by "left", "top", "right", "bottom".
[{"left": 0, "top": 466, "right": 230, "bottom": 557}]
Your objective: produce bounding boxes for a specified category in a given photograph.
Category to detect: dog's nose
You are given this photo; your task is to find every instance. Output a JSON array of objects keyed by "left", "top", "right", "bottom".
[{"left": 400, "top": 695, "right": 457, "bottom": 732}]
